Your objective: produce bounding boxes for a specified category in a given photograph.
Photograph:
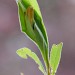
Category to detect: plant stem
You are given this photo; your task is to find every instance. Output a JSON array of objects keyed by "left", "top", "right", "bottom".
[
  {"left": 46, "top": 60, "right": 50, "bottom": 75},
  {"left": 46, "top": 49, "right": 50, "bottom": 75},
  {"left": 47, "top": 67, "right": 50, "bottom": 75}
]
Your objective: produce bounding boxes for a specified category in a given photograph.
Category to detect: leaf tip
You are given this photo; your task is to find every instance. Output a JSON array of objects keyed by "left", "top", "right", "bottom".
[
  {"left": 60, "top": 42, "right": 63, "bottom": 46},
  {"left": 16, "top": 48, "right": 28, "bottom": 59},
  {"left": 15, "top": 0, "right": 21, "bottom": 4}
]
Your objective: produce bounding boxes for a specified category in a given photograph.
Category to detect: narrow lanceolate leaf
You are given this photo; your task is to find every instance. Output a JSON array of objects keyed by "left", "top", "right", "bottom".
[
  {"left": 16, "top": 48, "right": 46, "bottom": 74},
  {"left": 50, "top": 42, "right": 63, "bottom": 74},
  {"left": 16, "top": 0, "right": 49, "bottom": 66}
]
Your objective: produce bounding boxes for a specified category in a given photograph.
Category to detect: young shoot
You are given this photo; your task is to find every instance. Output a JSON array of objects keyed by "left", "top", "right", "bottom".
[{"left": 16, "top": 0, "right": 63, "bottom": 75}]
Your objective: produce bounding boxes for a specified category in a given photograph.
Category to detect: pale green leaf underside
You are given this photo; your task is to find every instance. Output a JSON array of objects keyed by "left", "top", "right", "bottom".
[
  {"left": 50, "top": 42, "right": 63, "bottom": 73},
  {"left": 16, "top": 48, "right": 46, "bottom": 74}
]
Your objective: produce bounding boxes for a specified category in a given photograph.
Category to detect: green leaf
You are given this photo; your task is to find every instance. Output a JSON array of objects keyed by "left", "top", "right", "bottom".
[
  {"left": 16, "top": 0, "right": 48, "bottom": 45},
  {"left": 16, "top": 0, "right": 49, "bottom": 67},
  {"left": 16, "top": 48, "right": 46, "bottom": 74},
  {"left": 16, "top": 0, "right": 42, "bottom": 18},
  {"left": 49, "top": 42, "right": 63, "bottom": 74}
]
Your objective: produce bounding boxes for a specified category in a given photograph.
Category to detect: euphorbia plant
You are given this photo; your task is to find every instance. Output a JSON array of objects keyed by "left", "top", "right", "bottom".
[{"left": 16, "top": 0, "right": 63, "bottom": 75}]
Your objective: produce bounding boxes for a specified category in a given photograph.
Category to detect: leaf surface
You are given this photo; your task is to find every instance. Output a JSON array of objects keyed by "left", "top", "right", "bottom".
[
  {"left": 50, "top": 42, "right": 63, "bottom": 73},
  {"left": 21, "top": 0, "right": 42, "bottom": 18},
  {"left": 16, "top": 48, "right": 46, "bottom": 74}
]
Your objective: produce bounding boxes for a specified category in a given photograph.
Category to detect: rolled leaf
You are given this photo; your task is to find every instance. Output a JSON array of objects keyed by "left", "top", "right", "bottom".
[{"left": 16, "top": 0, "right": 49, "bottom": 66}]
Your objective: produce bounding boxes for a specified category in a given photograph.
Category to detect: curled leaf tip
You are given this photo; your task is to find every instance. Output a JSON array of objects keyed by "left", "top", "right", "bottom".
[{"left": 15, "top": 0, "right": 18, "bottom": 3}]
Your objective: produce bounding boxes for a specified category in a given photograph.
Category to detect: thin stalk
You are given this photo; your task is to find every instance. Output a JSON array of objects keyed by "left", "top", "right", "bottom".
[
  {"left": 45, "top": 59, "right": 50, "bottom": 75},
  {"left": 47, "top": 62, "right": 50, "bottom": 75},
  {"left": 47, "top": 67, "right": 50, "bottom": 75}
]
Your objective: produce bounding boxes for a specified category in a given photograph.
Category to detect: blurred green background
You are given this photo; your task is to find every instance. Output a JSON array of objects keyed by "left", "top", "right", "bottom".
[{"left": 0, "top": 0, "right": 75, "bottom": 75}]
